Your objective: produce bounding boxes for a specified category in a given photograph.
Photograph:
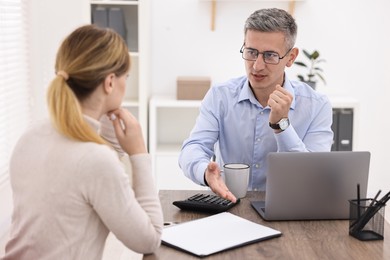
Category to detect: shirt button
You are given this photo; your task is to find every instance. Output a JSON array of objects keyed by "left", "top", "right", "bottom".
[
  {"left": 255, "top": 164, "right": 259, "bottom": 168},
  {"left": 256, "top": 138, "right": 261, "bottom": 142},
  {"left": 260, "top": 112, "right": 264, "bottom": 115}
]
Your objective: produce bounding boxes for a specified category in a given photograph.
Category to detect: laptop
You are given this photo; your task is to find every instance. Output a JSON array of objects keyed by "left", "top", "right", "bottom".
[{"left": 251, "top": 151, "right": 370, "bottom": 221}]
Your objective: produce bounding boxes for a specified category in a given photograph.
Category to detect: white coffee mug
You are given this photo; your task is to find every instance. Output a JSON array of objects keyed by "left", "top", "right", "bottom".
[{"left": 223, "top": 163, "right": 250, "bottom": 199}]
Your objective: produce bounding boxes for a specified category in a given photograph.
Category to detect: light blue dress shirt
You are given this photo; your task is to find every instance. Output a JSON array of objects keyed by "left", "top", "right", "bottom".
[{"left": 178, "top": 75, "right": 334, "bottom": 191}]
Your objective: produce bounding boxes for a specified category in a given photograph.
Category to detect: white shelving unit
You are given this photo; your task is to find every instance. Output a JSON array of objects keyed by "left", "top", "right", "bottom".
[
  {"left": 89, "top": 0, "right": 149, "bottom": 144},
  {"left": 149, "top": 96, "right": 208, "bottom": 190},
  {"left": 149, "top": 95, "right": 359, "bottom": 190}
]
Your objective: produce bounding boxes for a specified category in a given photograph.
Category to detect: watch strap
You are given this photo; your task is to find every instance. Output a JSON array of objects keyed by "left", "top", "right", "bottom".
[{"left": 269, "top": 122, "right": 281, "bottom": 129}]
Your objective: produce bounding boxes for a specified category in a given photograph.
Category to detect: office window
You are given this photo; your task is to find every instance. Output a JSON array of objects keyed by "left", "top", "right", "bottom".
[{"left": 0, "top": 0, "right": 31, "bottom": 180}]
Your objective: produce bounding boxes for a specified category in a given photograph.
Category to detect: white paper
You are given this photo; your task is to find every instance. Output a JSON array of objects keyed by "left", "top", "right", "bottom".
[{"left": 162, "top": 212, "right": 282, "bottom": 256}]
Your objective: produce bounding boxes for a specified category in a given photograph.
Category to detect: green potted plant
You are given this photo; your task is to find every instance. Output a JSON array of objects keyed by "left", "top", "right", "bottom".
[{"left": 294, "top": 49, "right": 326, "bottom": 90}]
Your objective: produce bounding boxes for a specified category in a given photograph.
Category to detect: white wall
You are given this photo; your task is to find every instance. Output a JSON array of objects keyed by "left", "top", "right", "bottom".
[{"left": 29, "top": 0, "right": 90, "bottom": 120}]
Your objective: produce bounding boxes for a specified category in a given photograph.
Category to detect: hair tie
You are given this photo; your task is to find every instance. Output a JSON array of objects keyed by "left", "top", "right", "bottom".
[{"left": 57, "top": 70, "right": 69, "bottom": 80}]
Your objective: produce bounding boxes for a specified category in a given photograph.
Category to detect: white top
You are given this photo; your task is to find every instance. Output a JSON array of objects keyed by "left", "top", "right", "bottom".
[{"left": 3, "top": 117, "right": 163, "bottom": 260}]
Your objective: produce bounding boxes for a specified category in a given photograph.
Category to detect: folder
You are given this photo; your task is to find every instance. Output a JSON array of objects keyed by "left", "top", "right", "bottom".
[
  {"left": 92, "top": 7, "right": 108, "bottom": 28},
  {"left": 108, "top": 7, "right": 127, "bottom": 41},
  {"left": 162, "top": 212, "right": 281, "bottom": 257},
  {"left": 338, "top": 108, "right": 353, "bottom": 151},
  {"left": 331, "top": 109, "right": 339, "bottom": 151}
]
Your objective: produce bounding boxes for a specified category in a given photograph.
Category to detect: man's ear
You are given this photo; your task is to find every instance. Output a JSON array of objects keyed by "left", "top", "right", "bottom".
[
  {"left": 103, "top": 73, "right": 116, "bottom": 94},
  {"left": 286, "top": 47, "right": 299, "bottom": 67}
]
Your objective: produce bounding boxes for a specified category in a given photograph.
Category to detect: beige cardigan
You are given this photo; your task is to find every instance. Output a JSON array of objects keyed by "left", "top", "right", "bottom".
[{"left": 2, "top": 116, "right": 163, "bottom": 260}]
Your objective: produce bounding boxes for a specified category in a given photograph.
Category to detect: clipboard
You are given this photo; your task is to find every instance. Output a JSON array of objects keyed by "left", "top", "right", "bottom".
[{"left": 161, "top": 212, "right": 282, "bottom": 257}]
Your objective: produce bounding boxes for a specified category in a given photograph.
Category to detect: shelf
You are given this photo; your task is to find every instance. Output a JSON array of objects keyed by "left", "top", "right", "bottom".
[
  {"left": 90, "top": 0, "right": 149, "bottom": 145},
  {"left": 150, "top": 96, "right": 201, "bottom": 149},
  {"left": 155, "top": 144, "right": 183, "bottom": 155},
  {"left": 150, "top": 95, "right": 202, "bottom": 108},
  {"left": 149, "top": 96, "right": 207, "bottom": 189},
  {"left": 91, "top": 1, "right": 138, "bottom": 6}
]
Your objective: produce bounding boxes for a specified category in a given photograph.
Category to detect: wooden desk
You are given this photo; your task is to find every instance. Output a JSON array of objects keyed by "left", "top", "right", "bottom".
[{"left": 144, "top": 190, "right": 390, "bottom": 259}]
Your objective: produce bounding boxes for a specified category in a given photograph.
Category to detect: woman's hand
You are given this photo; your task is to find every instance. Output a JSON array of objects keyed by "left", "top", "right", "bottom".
[{"left": 108, "top": 108, "right": 147, "bottom": 155}]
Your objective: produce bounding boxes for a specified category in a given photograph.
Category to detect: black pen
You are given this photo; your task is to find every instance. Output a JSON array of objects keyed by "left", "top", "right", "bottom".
[
  {"left": 369, "top": 190, "right": 382, "bottom": 207},
  {"left": 357, "top": 183, "right": 361, "bottom": 217},
  {"left": 377, "top": 191, "right": 390, "bottom": 205}
]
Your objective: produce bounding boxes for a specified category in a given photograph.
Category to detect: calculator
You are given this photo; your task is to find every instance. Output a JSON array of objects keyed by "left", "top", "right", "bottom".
[{"left": 173, "top": 193, "right": 240, "bottom": 214}]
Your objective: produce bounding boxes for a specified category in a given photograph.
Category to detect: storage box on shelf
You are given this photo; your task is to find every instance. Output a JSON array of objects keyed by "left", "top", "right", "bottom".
[
  {"left": 176, "top": 76, "right": 211, "bottom": 100},
  {"left": 89, "top": 0, "right": 149, "bottom": 144},
  {"left": 149, "top": 95, "right": 359, "bottom": 190}
]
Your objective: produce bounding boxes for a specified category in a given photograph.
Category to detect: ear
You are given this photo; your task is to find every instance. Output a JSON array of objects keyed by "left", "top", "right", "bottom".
[
  {"left": 286, "top": 47, "right": 299, "bottom": 67},
  {"left": 103, "top": 73, "right": 116, "bottom": 94}
]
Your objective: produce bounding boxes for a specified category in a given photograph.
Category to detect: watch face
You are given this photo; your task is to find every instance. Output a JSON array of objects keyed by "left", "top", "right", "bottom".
[{"left": 279, "top": 118, "right": 290, "bottom": 130}]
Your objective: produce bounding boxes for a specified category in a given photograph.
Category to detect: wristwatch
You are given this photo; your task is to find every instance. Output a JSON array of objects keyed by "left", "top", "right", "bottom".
[{"left": 269, "top": 118, "right": 290, "bottom": 131}]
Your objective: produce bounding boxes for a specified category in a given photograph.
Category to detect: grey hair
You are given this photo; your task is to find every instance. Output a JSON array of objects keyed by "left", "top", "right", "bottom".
[{"left": 244, "top": 8, "right": 297, "bottom": 50}]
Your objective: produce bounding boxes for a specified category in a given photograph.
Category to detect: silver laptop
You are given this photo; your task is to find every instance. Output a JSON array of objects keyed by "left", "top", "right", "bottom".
[{"left": 251, "top": 151, "right": 370, "bottom": 221}]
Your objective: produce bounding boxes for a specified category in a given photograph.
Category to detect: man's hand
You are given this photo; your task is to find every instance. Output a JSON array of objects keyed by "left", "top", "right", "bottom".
[
  {"left": 205, "top": 162, "right": 237, "bottom": 203},
  {"left": 267, "top": 85, "right": 293, "bottom": 124}
]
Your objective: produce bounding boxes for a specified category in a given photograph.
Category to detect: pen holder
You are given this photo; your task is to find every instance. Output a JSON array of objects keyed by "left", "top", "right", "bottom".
[{"left": 349, "top": 199, "right": 385, "bottom": 241}]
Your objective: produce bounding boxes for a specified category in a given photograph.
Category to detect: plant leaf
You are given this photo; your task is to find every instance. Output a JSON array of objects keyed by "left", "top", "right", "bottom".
[
  {"left": 316, "top": 73, "right": 326, "bottom": 85},
  {"left": 315, "top": 58, "right": 326, "bottom": 63},
  {"left": 294, "top": 61, "right": 307, "bottom": 67},
  {"left": 312, "top": 51, "right": 320, "bottom": 60},
  {"left": 302, "top": 49, "right": 311, "bottom": 59}
]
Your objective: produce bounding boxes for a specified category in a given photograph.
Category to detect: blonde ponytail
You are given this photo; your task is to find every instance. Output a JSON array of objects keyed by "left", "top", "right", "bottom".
[{"left": 47, "top": 75, "right": 106, "bottom": 144}]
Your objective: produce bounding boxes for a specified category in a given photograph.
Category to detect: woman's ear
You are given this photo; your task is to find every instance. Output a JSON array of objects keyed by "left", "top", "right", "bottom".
[
  {"left": 286, "top": 47, "right": 299, "bottom": 67},
  {"left": 103, "top": 73, "right": 116, "bottom": 94}
]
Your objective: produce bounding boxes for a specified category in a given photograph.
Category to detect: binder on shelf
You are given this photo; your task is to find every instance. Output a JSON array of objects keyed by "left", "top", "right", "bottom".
[
  {"left": 92, "top": 7, "right": 127, "bottom": 45},
  {"left": 331, "top": 108, "right": 353, "bottom": 151},
  {"left": 108, "top": 7, "right": 127, "bottom": 42},
  {"left": 337, "top": 108, "right": 353, "bottom": 151},
  {"left": 331, "top": 109, "right": 339, "bottom": 151},
  {"left": 92, "top": 7, "right": 108, "bottom": 28}
]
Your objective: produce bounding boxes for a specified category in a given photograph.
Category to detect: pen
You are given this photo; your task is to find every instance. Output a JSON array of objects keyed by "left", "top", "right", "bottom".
[
  {"left": 369, "top": 190, "right": 382, "bottom": 207},
  {"left": 357, "top": 183, "right": 361, "bottom": 218}
]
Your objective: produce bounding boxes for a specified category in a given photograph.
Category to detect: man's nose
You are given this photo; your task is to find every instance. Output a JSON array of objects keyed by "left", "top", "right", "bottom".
[{"left": 252, "top": 55, "right": 266, "bottom": 71}]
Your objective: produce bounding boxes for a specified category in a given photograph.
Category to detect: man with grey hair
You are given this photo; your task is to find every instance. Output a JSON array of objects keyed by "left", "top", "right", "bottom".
[{"left": 179, "top": 8, "right": 333, "bottom": 202}]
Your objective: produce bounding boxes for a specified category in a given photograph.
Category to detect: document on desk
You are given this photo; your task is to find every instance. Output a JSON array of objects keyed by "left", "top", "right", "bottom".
[{"left": 162, "top": 212, "right": 282, "bottom": 257}]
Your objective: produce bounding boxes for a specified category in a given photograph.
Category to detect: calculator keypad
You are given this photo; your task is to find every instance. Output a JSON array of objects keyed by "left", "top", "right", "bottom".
[{"left": 173, "top": 193, "right": 239, "bottom": 213}]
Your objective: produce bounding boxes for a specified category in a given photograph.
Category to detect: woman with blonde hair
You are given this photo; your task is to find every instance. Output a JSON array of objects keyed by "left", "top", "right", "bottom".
[{"left": 2, "top": 25, "right": 163, "bottom": 259}]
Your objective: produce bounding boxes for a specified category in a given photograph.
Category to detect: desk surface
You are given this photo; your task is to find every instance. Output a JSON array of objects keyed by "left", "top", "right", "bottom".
[{"left": 144, "top": 190, "right": 390, "bottom": 260}]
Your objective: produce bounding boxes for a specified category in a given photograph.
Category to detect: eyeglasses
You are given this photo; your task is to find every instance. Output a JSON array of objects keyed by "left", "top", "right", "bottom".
[{"left": 240, "top": 45, "right": 292, "bottom": 65}]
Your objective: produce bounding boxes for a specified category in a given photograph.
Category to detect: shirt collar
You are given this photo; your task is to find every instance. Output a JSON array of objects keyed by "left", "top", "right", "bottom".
[
  {"left": 83, "top": 114, "right": 101, "bottom": 134},
  {"left": 238, "top": 74, "right": 296, "bottom": 110}
]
